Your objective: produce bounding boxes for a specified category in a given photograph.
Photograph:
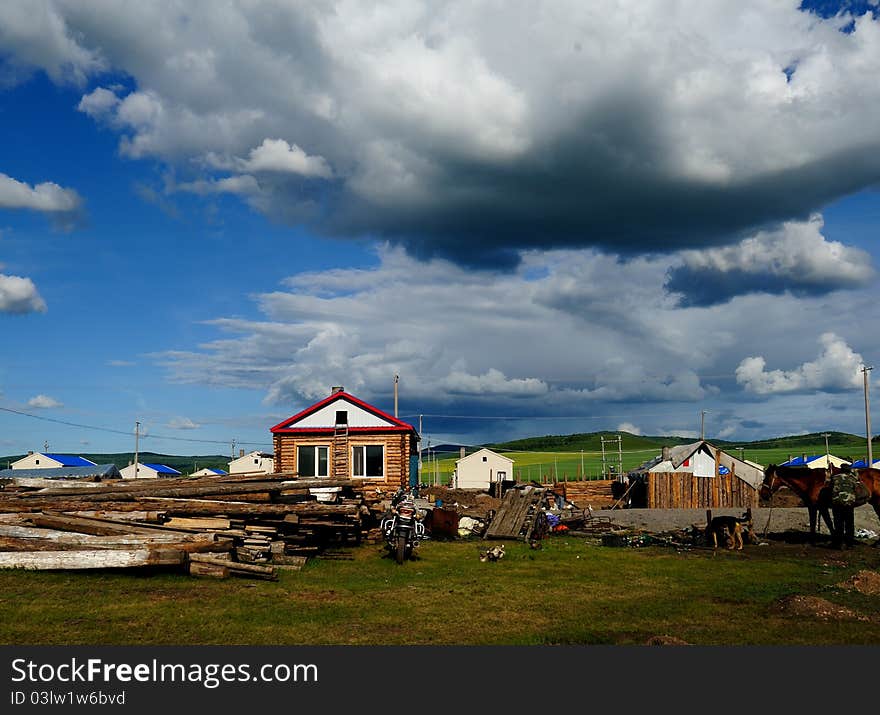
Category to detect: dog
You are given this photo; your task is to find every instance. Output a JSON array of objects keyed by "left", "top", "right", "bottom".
[{"left": 705, "top": 515, "right": 748, "bottom": 550}]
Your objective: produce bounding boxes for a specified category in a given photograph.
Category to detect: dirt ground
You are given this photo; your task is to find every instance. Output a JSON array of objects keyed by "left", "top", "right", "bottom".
[{"left": 591, "top": 504, "right": 880, "bottom": 541}]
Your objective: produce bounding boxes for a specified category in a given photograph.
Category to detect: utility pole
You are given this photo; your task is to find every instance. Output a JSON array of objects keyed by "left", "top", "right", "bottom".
[
  {"left": 821, "top": 432, "right": 830, "bottom": 458},
  {"left": 863, "top": 365, "right": 874, "bottom": 467},
  {"left": 418, "top": 414, "right": 423, "bottom": 481},
  {"left": 700, "top": 410, "right": 708, "bottom": 441},
  {"left": 134, "top": 421, "right": 140, "bottom": 479},
  {"left": 394, "top": 374, "right": 399, "bottom": 418},
  {"left": 580, "top": 449, "right": 584, "bottom": 478}
]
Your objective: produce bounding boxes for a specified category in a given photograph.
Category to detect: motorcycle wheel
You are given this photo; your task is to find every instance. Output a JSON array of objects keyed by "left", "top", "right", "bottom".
[{"left": 395, "top": 535, "right": 406, "bottom": 564}]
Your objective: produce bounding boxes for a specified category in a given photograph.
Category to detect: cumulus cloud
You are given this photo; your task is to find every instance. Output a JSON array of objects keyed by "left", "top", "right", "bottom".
[
  {"left": 0, "top": 273, "right": 47, "bottom": 313},
  {"left": 167, "top": 416, "right": 200, "bottom": 430},
  {"left": 666, "top": 215, "right": 874, "bottom": 306},
  {"left": 0, "top": 172, "right": 82, "bottom": 214},
  {"left": 0, "top": 2, "right": 105, "bottom": 86},
  {"left": 6, "top": 2, "right": 880, "bottom": 263},
  {"left": 206, "top": 138, "right": 333, "bottom": 178},
  {"left": 154, "top": 245, "right": 717, "bottom": 417},
  {"left": 736, "top": 332, "right": 864, "bottom": 394},
  {"left": 441, "top": 368, "right": 548, "bottom": 397},
  {"left": 617, "top": 422, "right": 641, "bottom": 435},
  {"left": 27, "top": 394, "right": 62, "bottom": 409}
]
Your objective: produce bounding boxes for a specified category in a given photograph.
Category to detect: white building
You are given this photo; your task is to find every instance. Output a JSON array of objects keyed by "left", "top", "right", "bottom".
[
  {"left": 190, "top": 467, "right": 227, "bottom": 477},
  {"left": 228, "top": 450, "right": 275, "bottom": 475},
  {"left": 453, "top": 448, "right": 514, "bottom": 490},
  {"left": 120, "top": 462, "right": 182, "bottom": 479},
  {"left": 11, "top": 452, "right": 97, "bottom": 470}
]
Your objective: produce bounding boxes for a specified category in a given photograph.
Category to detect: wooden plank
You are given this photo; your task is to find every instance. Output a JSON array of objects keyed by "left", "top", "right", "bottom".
[{"left": 0, "top": 548, "right": 185, "bottom": 570}]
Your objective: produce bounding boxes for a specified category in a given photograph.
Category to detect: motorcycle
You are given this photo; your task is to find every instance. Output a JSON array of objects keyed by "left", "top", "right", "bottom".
[{"left": 381, "top": 487, "right": 426, "bottom": 564}]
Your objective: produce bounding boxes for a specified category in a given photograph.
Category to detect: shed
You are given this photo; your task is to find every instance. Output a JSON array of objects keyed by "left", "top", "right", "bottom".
[
  {"left": 628, "top": 441, "right": 764, "bottom": 509},
  {"left": 119, "top": 462, "right": 182, "bottom": 479},
  {"left": 453, "top": 448, "right": 514, "bottom": 491}
]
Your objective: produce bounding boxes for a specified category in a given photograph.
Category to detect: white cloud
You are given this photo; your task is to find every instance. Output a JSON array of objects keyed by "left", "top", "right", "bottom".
[
  {"left": 441, "top": 368, "right": 548, "bottom": 397},
  {"left": 167, "top": 416, "right": 200, "bottom": 430},
  {"left": 8, "top": 2, "right": 880, "bottom": 260},
  {"left": 617, "top": 422, "right": 641, "bottom": 435},
  {"left": 0, "top": 172, "right": 81, "bottom": 213},
  {"left": 239, "top": 138, "right": 332, "bottom": 178},
  {"left": 0, "top": 273, "right": 46, "bottom": 313},
  {"left": 736, "top": 332, "right": 864, "bottom": 395},
  {"left": 669, "top": 214, "right": 875, "bottom": 305},
  {"left": 77, "top": 86, "right": 120, "bottom": 119},
  {"left": 27, "top": 394, "right": 62, "bottom": 409},
  {"left": 0, "top": 2, "right": 105, "bottom": 85}
]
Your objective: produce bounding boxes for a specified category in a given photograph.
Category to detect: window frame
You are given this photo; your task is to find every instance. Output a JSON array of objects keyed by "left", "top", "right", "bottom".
[
  {"left": 297, "top": 445, "right": 330, "bottom": 478},
  {"left": 351, "top": 444, "right": 385, "bottom": 479}
]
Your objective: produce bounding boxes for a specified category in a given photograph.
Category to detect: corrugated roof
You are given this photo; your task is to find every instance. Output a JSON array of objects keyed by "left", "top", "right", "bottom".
[
  {"left": 142, "top": 463, "right": 181, "bottom": 474},
  {"left": 0, "top": 464, "right": 120, "bottom": 479},
  {"left": 42, "top": 454, "right": 97, "bottom": 467}
]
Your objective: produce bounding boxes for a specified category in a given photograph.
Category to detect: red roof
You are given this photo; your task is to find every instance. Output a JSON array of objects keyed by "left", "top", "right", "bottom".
[{"left": 270, "top": 391, "right": 417, "bottom": 434}]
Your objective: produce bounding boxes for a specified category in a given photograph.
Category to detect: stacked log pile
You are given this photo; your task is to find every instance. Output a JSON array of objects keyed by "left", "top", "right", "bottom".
[
  {"left": 545, "top": 479, "right": 616, "bottom": 509},
  {"left": 0, "top": 472, "right": 377, "bottom": 578}
]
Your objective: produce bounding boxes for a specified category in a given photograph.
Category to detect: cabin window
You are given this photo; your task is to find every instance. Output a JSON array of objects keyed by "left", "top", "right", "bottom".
[
  {"left": 482, "top": 456, "right": 487, "bottom": 462},
  {"left": 297, "top": 446, "right": 329, "bottom": 477},
  {"left": 335, "top": 410, "right": 348, "bottom": 425},
  {"left": 352, "top": 445, "right": 384, "bottom": 478}
]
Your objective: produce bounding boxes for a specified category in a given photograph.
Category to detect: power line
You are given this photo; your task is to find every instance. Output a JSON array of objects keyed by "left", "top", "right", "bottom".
[{"left": 0, "top": 406, "right": 271, "bottom": 447}]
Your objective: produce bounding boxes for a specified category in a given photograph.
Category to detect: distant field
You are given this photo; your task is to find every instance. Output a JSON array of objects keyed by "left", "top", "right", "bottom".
[{"left": 419, "top": 441, "right": 871, "bottom": 485}]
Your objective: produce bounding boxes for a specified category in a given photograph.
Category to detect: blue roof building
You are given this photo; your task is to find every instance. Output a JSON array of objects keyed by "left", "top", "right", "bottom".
[{"left": 10, "top": 452, "right": 98, "bottom": 470}]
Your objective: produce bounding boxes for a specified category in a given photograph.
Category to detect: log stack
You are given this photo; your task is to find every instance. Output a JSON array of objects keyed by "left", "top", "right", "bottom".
[{"left": 0, "top": 472, "right": 378, "bottom": 578}]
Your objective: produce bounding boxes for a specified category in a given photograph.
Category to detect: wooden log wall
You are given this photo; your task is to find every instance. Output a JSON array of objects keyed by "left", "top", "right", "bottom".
[
  {"left": 646, "top": 472, "right": 757, "bottom": 509},
  {"left": 545, "top": 480, "right": 616, "bottom": 509},
  {"left": 273, "top": 432, "right": 414, "bottom": 492}
]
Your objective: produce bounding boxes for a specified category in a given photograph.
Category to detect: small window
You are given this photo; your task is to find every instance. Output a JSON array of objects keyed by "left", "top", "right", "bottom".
[
  {"left": 297, "top": 446, "right": 329, "bottom": 477},
  {"left": 352, "top": 445, "right": 384, "bottom": 478},
  {"left": 35, "top": 459, "right": 40, "bottom": 465},
  {"left": 482, "top": 456, "right": 487, "bottom": 462},
  {"left": 336, "top": 410, "right": 348, "bottom": 425}
]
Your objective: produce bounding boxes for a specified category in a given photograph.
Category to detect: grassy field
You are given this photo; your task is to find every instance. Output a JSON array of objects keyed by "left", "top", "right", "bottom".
[{"left": 2, "top": 536, "right": 879, "bottom": 646}]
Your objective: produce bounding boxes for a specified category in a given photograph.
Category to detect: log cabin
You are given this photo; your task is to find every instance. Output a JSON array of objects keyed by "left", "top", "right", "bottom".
[{"left": 270, "top": 387, "right": 419, "bottom": 492}]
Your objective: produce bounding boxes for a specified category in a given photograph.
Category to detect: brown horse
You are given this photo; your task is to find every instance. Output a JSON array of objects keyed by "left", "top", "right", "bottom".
[
  {"left": 760, "top": 465, "right": 834, "bottom": 543},
  {"left": 762, "top": 465, "right": 880, "bottom": 546}
]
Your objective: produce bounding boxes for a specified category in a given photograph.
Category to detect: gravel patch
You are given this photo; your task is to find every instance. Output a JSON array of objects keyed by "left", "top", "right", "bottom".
[{"left": 590, "top": 505, "right": 880, "bottom": 539}]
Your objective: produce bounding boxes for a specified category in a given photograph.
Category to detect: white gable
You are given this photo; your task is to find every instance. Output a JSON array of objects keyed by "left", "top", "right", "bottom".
[
  {"left": 293, "top": 398, "right": 396, "bottom": 429},
  {"left": 456, "top": 448, "right": 514, "bottom": 467}
]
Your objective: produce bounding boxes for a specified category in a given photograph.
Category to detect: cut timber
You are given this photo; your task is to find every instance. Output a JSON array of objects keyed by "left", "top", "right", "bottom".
[
  {"left": 188, "top": 553, "right": 277, "bottom": 580},
  {"left": 163, "top": 517, "right": 232, "bottom": 530},
  {"left": 0, "top": 548, "right": 185, "bottom": 570},
  {"left": 188, "top": 561, "right": 230, "bottom": 579},
  {"left": 28, "top": 513, "right": 184, "bottom": 537},
  {"left": 63, "top": 510, "right": 166, "bottom": 523}
]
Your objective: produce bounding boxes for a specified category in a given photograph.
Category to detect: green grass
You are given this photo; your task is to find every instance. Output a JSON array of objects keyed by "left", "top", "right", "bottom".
[{"left": 2, "top": 538, "right": 879, "bottom": 645}]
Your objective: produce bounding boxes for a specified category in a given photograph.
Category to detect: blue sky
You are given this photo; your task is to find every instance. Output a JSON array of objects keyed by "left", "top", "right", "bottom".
[{"left": 2, "top": 1, "right": 880, "bottom": 458}]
